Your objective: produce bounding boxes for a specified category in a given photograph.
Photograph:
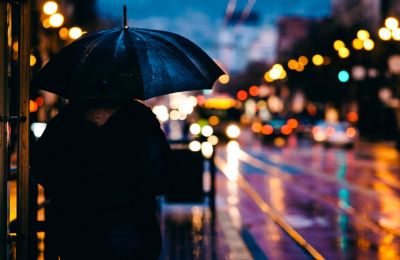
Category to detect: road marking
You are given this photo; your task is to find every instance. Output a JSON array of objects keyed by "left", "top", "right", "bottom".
[
  {"left": 216, "top": 156, "right": 326, "bottom": 260},
  {"left": 235, "top": 149, "right": 400, "bottom": 238},
  {"left": 217, "top": 208, "right": 254, "bottom": 260}
]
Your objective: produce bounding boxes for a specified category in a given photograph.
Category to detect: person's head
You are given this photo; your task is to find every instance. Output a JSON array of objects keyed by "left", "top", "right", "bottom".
[{"left": 69, "top": 98, "right": 130, "bottom": 111}]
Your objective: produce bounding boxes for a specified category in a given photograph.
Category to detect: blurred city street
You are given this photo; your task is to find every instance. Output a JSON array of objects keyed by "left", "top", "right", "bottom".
[
  {"left": 3, "top": 0, "right": 400, "bottom": 259},
  {"left": 152, "top": 130, "right": 400, "bottom": 259}
]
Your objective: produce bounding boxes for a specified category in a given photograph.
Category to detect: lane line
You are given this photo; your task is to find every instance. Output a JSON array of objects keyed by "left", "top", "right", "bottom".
[
  {"left": 215, "top": 156, "right": 326, "bottom": 260},
  {"left": 217, "top": 207, "right": 254, "bottom": 260},
  {"left": 236, "top": 149, "right": 400, "bottom": 238}
]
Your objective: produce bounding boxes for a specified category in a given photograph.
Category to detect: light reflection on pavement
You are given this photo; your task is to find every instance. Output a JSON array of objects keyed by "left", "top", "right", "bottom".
[{"left": 214, "top": 130, "right": 400, "bottom": 259}]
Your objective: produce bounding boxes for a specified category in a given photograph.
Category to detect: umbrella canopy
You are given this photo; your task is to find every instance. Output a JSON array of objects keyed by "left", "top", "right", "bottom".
[{"left": 33, "top": 27, "right": 224, "bottom": 100}]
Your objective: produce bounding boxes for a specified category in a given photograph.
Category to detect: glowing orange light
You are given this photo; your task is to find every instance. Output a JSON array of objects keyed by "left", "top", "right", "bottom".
[
  {"left": 287, "top": 118, "right": 299, "bottom": 129},
  {"left": 237, "top": 90, "right": 248, "bottom": 101},
  {"left": 326, "top": 126, "right": 335, "bottom": 136},
  {"left": 346, "top": 127, "right": 357, "bottom": 138},
  {"left": 347, "top": 112, "right": 359, "bottom": 122},
  {"left": 249, "top": 85, "right": 260, "bottom": 96},
  {"left": 298, "top": 56, "right": 308, "bottom": 65},
  {"left": 29, "top": 100, "right": 38, "bottom": 113},
  {"left": 280, "top": 125, "right": 292, "bottom": 135},
  {"left": 262, "top": 125, "right": 274, "bottom": 135},
  {"left": 264, "top": 72, "right": 273, "bottom": 82},
  {"left": 252, "top": 122, "right": 262, "bottom": 133},
  {"left": 36, "top": 97, "right": 44, "bottom": 107},
  {"left": 208, "top": 115, "right": 220, "bottom": 126},
  {"left": 59, "top": 27, "right": 69, "bottom": 40},
  {"left": 288, "top": 59, "right": 298, "bottom": 70}
]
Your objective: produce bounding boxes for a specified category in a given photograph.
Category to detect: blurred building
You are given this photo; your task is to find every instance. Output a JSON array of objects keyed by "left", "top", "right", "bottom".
[
  {"left": 332, "top": 0, "right": 381, "bottom": 28},
  {"left": 218, "top": 11, "right": 277, "bottom": 73},
  {"left": 276, "top": 17, "right": 316, "bottom": 61},
  {"left": 383, "top": 0, "right": 400, "bottom": 17}
]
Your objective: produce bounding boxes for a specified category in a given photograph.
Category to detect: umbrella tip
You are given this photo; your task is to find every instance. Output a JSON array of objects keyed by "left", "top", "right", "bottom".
[{"left": 123, "top": 5, "right": 128, "bottom": 29}]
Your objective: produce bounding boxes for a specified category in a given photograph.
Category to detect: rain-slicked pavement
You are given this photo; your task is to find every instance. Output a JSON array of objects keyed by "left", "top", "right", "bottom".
[
  {"left": 159, "top": 131, "right": 400, "bottom": 259},
  {"left": 9, "top": 131, "right": 400, "bottom": 259}
]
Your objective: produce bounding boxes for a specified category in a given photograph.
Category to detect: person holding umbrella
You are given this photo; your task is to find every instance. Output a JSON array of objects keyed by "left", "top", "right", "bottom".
[{"left": 30, "top": 7, "right": 223, "bottom": 259}]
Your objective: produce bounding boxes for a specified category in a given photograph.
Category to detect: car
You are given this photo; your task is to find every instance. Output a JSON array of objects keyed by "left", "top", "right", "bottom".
[{"left": 311, "top": 121, "right": 358, "bottom": 148}]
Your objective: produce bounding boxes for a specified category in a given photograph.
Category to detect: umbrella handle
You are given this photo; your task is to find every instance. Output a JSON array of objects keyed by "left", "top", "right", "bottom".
[{"left": 123, "top": 5, "right": 128, "bottom": 29}]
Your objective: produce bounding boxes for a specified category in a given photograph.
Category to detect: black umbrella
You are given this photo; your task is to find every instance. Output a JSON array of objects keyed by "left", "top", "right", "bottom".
[{"left": 34, "top": 7, "right": 224, "bottom": 100}]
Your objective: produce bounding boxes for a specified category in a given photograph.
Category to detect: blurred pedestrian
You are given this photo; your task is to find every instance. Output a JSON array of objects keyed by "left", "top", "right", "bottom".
[{"left": 30, "top": 98, "right": 177, "bottom": 259}]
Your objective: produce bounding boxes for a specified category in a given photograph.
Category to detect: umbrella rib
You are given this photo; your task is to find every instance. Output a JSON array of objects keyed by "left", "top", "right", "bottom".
[
  {"left": 129, "top": 30, "right": 183, "bottom": 98},
  {"left": 119, "top": 30, "right": 145, "bottom": 98},
  {"left": 134, "top": 29, "right": 211, "bottom": 83}
]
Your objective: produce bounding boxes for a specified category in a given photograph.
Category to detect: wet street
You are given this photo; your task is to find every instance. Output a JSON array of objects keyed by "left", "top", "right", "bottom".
[
  {"left": 212, "top": 130, "right": 400, "bottom": 260},
  {"left": 8, "top": 131, "right": 400, "bottom": 260},
  {"left": 158, "top": 130, "right": 400, "bottom": 260}
]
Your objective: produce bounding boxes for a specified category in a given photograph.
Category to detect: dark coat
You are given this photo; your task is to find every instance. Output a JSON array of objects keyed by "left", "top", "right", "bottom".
[{"left": 30, "top": 100, "right": 176, "bottom": 259}]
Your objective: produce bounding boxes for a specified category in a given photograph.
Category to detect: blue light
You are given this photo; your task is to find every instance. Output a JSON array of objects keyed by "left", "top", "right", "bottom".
[{"left": 338, "top": 70, "right": 350, "bottom": 83}]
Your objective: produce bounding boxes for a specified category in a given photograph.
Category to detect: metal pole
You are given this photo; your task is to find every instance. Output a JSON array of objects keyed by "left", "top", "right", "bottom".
[
  {"left": 0, "top": 2, "right": 9, "bottom": 260},
  {"left": 17, "top": 0, "right": 31, "bottom": 259}
]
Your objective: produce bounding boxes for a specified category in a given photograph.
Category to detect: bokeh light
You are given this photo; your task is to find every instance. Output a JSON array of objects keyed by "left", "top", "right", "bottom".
[
  {"left": 49, "top": 13, "right": 64, "bottom": 28},
  {"left": 352, "top": 38, "right": 363, "bottom": 50},
  {"left": 298, "top": 56, "right": 308, "bottom": 65},
  {"left": 357, "top": 30, "right": 370, "bottom": 40},
  {"left": 379, "top": 27, "right": 392, "bottom": 41},
  {"left": 385, "top": 17, "right": 399, "bottom": 30},
  {"left": 201, "top": 125, "right": 213, "bottom": 137},
  {"left": 189, "top": 141, "right": 201, "bottom": 152},
  {"left": 218, "top": 74, "right": 230, "bottom": 84},
  {"left": 69, "top": 27, "right": 83, "bottom": 40},
  {"left": 338, "top": 70, "right": 350, "bottom": 83},
  {"left": 333, "top": 40, "right": 345, "bottom": 51},
  {"left": 30, "top": 55, "right": 37, "bottom": 67},
  {"left": 312, "top": 54, "right": 324, "bottom": 66},
  {"left": 43, "top": 1, "right": 58, "bottom": 15},
  {"left": 249, "top": 85, "right": 259, "bottom": 96},
  {"left": 226, "top": 125, "right": 241, "bottom": 139},
  {"left": 392, "top": 28, "right": 400, "bottom": 41},
  {"left": 59, "top": 27, "right": 69, "bottom": 40},
  {"left": 237, "top": 90, "right": 248, "bottom": 101},
  {"left": 190, "top": 123, "right": 201, "bottom": 135},
  {"left": 338, "top": 48, "right": 350, "bottom": 58},
  {"left": 363, "top": 39, "right": 374, "bottom": 51},
  {"left": 288, "top": 59, "right": 298, "bottom": 70}
]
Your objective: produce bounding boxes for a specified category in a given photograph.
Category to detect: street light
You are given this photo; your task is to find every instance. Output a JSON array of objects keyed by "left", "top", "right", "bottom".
[
  {"left": 392, "top": 28, "right": 400, "bottom": 41},
  {"left": 333, "top": 40, "right": 345, "bottom": 51},
  {"left": 357, "top": 30, "right": 370, "bottom": 41},
  {"left": 69, "top": 27, "right": 83, "bottom": 40},
  {"left": 43, "top": 1, "right": 58, "bottom": 15},
  {"left": 312, "top": 54, "right": 324, "bottom": 65},
  {"left": 385, "top": 17, "right": 399, "bottom": 30},
  {"left": 338, "top": 48, "right": 350, "bottom": 58},
  {"left": 379, "top": 17, "right": 400, "bottom": 41},
  {"left": 379, "top": 27, "right": 392, "bottom": 41},
  {"left": 59, "top": 27, "right": 69, "bottom": 40},
  {"left": 352, "top": 38, "right": 363, "bottom": 50},
  {"left": 363, "top": 39, "right": 374, "bottom": 51},
  {"left": 49, "top": 13, "right": 64, "bottom": 28}
]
